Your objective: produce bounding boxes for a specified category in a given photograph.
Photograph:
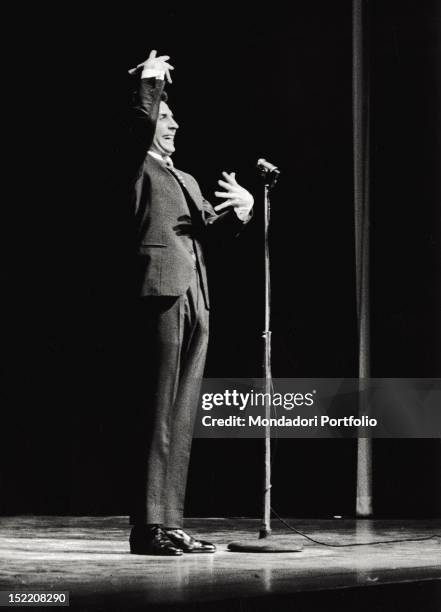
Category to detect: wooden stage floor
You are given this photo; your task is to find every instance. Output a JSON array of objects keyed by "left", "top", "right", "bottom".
[{"left": 0, "top": 516, "right": 440, "bottom": 610}]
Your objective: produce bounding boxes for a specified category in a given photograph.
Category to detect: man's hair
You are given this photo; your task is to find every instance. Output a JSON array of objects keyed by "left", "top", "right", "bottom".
[{"left": 161, "top": 90, "right": 168, "bottom": 103}]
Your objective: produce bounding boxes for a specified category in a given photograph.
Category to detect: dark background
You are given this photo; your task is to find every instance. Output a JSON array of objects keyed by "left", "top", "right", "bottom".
[{"left": 2, "top": 1, "right": 440, "bottom": 518}]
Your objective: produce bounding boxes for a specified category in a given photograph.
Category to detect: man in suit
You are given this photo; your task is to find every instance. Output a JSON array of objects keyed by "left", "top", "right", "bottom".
[{"left": 128, "top": 50, "right": 254, "bottom": 555}]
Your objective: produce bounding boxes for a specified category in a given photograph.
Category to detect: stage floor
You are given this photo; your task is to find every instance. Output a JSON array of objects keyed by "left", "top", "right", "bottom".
[{"left": 0, "top": 516, "right": 440, "bottom": 610}]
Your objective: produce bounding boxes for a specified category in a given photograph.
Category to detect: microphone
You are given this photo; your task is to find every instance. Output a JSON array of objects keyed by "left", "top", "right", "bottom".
[
  {"left": 257, "top": 158, "right": 280, "bottom": 174},
  {"left": 256, "top": 158, "right": 280, "bottom": 185}
]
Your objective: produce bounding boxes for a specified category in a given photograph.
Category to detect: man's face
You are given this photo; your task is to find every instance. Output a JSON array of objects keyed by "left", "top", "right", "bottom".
[{"left": 151, "top": 101, "right": 179, "bottom": 157}]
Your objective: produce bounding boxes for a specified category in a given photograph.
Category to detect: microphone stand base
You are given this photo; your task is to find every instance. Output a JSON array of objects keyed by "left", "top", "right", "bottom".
[{"left": 227, "top": 539, "right": 303, "bottom": 553}]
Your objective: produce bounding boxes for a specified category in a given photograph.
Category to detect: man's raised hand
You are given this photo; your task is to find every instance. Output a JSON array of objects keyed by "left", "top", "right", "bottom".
[
  {"left": 128, "top": 50, "right": 174, "bottom": 84},
  {"left": 214, "top": 172, "right": 254, "bottom": 217}
]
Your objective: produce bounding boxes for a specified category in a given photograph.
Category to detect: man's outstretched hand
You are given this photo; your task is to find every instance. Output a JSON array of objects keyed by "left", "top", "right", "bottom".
[
  {"left": 214, "top": 172, "right": 254, "bottom": 220},
  {"left": 128, "top": 50, "right": 174, "bottom": 84}
]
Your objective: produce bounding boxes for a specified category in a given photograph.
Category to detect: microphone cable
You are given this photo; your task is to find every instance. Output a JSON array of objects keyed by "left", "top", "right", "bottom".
[{"left": 270, "top": 507, "right": 441, "bottom": 547}]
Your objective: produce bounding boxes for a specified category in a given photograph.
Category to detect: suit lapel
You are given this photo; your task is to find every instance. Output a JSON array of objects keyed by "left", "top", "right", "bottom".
[
  {"left": 147, "top": 155, "right": 203, "bottom": 212},
  {"left": 176, "top": 170, "right": 203, "bottom": 211}
]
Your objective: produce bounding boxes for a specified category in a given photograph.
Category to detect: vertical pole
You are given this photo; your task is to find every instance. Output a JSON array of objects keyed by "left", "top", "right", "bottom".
[
  {"left": 353, "top": 0, "right": 373, "bottom": 517},
  {"left": 260, "top": 184, "right": 272, "bottom": 538}
]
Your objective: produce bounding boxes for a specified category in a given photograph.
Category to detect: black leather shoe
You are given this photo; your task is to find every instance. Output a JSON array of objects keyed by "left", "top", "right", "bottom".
[
  {"left": 130, "top": 525, "right": 183, "bottom": 556},
  {"left": 164, "top": 528, "right": 216, "bottom": 553}
]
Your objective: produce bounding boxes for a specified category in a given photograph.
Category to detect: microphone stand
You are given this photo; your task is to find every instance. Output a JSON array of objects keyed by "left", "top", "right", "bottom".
[
  {"left": 227, "top": 163, "right": 303, "bottom": 553},
  {"left": 260, "top": 177, "right": 275, "bottom": 539}
]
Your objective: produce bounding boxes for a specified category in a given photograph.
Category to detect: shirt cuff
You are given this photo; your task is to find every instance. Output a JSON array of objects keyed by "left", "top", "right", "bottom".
[{"left": 141, "top": 68, "right": 165, "bottom": 80}]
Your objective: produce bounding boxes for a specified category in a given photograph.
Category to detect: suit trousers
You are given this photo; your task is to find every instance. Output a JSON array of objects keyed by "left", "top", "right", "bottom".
[{"left": 130, "top": 267, "right": 209, "bottom": 527}]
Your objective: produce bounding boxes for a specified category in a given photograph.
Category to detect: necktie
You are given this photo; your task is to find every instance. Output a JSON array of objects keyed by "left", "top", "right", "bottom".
[
  {"left": 164, "top": 159, "right": 199, "bottom": 269},
  {"left": 165, "top": 158, "right": 186, "bottom": 187}
]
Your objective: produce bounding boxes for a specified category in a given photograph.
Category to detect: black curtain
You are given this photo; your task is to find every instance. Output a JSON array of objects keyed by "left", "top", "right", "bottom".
[{"left": 2, "top": 1, "right": 439, "bottom": 517}]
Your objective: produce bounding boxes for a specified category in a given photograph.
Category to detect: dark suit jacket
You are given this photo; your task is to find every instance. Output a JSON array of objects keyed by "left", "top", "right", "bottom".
[{"left": 130, "top": 77, "right": 246, "bottom": 305}]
